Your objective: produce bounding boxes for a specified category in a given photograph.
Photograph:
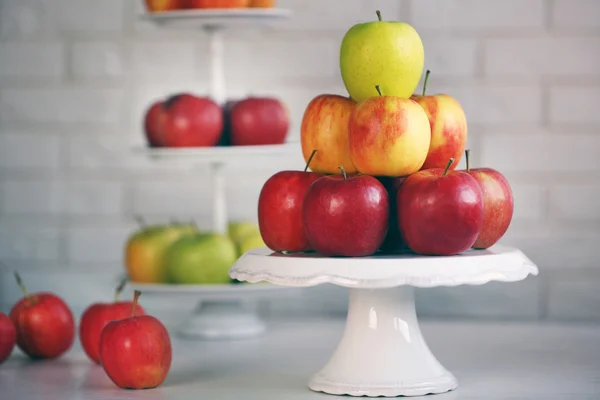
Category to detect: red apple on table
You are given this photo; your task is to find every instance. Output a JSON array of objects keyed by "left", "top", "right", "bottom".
[
  {"left": 145, "top": 0, "right": 185, "bottom": 12},
  {"left": 410, "top": 70, "right": 468, "bottom": 171},
  {"left": 258, "top": 150, "right": 323, "bottom": 253},
  {"left": 9, "top": 273, "right": 75, "bottom": 359},
  {"left": 230, "top": 97, "right": 289, "bottom": 146},
  {"left": 378, "top": 176, "right": 410, "bottom": 253},
  {"left": 302, "top": 167, "right": 389, "bottom": 257},
  {"left": 0, "top": 312, "right": 16, "bottom": 364},
  {"left": 397, "top": 158, "right": 484, "bottom": 256},
  {"left": 100, "top": 291, "right": 172, "bottom": 390},
  {"left": 461, "top": 149, "right": 514, "bottom": 249},
  {"left": 79, "top": 280, "right": 146, "bottom": 364}
]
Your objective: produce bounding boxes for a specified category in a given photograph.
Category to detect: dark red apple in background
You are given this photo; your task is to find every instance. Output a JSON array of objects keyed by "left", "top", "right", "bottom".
[
  {"left": 79, "top": 280, "right": 146, "bottom": 364},
  {"left": 217, "top": 99, "right": 238, "bottom": 147},
  {"left": 378, "top": 176, "right": 409, "bottom": 253},
  {"left": 9, "top": 273, "right": 75, "bottom": 359},
  {"left": 144, "top": 100, "right": 166, "bottom": 147},
  {"left": 230, "top": 97, "right": 289, "bottom": 146},
  {"left": 302, "top": 167, "right": 389, "bottom": 257},
  {"left": 397, "top": 158, "right": 484, "bottom": 256},
  {"left": 100, "top": 291, "right": 172, "bottom": 390},
  {"left": 0, "top": 312, "right": 16, "bottom": 364},
  {"left": 461, "top": 149, "right": 514, "bottom": 249},
  {"left": 258, "top": 150, "right": 323, "bottom": 253}
]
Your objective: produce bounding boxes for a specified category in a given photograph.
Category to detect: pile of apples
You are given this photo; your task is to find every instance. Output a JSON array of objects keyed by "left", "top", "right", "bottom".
[
  {"left": 145, "top": 0, "right": 276, "bottom": 12},
  {"left": 257, "top": 11, "right": 514, "bottom": 258},
  {"left": 144, "top": 93, "right": 289, "bottom": 148},
  {"left": 124, "top": 219, "right": 265, "bottom": 284},
  {"left": 0, "top": 275, "right": 172, "bottom": 390}
]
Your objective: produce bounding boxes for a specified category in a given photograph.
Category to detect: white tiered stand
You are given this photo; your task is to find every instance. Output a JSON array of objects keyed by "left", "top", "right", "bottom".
[
  {"left": 131, "top": 8, "right": 299, "bottom": 340},
  {"left": 229, "top": 245, "right": 539, "bottom": 397}
]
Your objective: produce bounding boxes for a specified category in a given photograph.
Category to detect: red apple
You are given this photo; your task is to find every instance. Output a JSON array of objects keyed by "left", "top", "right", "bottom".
[
  {"left": 145, "top": 0, "right": 185, "bottom": 12},
  {"left": 100, "top": 291, "right": 172, "bottom": 390},
  {"left": 302, "top": 167, "right": 389, "bottom": 257},
  {"left": 230, "top": 97, "right": 289, "bottom": 146},
  {"left": 378, "top": 176, "right": 410, "bottom": 253},
  {"left": 397, "top": 158, "right": 484, "bottom": 256},
  {"left": 143, "top": 100, "right": 166, "bottom": 147},
  {"left": 258, "top": 150, "right": 323, "bottom": 253},
  {"left": 9, "top": 273, "right": 75, "bottom": 359},
  {"left": 159, "top": 93, "right": 223, "bottom": 148},
  {"left": 188, "top": 0, "right": 250, "bottom": 8},
  {"left": 0, "top": 312, "right": 16, "bottom": 364},
  {"left": 461, "top": 149, "right": 514, "bottom": 249},
  {"left": 79, "top": 280, "right": 146, "bottom": 364}
]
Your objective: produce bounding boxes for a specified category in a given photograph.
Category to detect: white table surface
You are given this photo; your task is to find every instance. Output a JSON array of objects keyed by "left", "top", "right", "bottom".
[{"left": 1, "top": 318, "right": 599, "bottom": 400}]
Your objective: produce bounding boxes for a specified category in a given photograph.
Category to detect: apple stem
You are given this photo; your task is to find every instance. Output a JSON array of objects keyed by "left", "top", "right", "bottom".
[
  {"left": 304, "top": 149, "right": 318, "bottom": 172},
  {"left": 465, "top": 149, "right": 471, "bottom": 172},
  {"left": 375, "top": 85, "right": 383, "bottom": 96},
  {"left": 422, "top": 70, "right": 431, "bottom": 96},
  {"left": 134, "top": 215, "right": 146, "bottom": 228},
  {"left": 131, "top": 290, "right": 141, "bottom": 317},
  {"left": 114, "top": 278, "right": 127, "bottom": 302},
  {"left": 376, "top": 10, "right": 382, "bottom": 21},
  {"left": 14, "top": 272, "right": 29, "bottom": 298},
  {"left": 443, "top": 158, "right": 454, "bottom": 176},
  {"left": 338, "top": 166, "right": 347, "bottom": 180}
]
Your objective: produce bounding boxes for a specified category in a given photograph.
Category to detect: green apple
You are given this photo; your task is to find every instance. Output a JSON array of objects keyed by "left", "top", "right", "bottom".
[
  {"left": 340, "top": 10, "right": 424, "bottom": 102},
  {"left": 165, "top": 233, "right": 238, "bottom": 285},
  {"left": 227, "top": 221, "right": 259, "bottom": 246},
  {"left": 238, "top": 231, "right": 267, "bottom": 255}
]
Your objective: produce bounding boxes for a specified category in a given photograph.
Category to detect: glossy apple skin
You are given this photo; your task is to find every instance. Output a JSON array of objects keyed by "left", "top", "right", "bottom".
[
  {"left": 378, "top": 176, "right": 409, "bottom": 253},
  {"left": 230, "top": 97, "right": 289, "bottom": 146},
  {"left": 258, "top": 170, "right": 323, "bottom": 252},
  {"left": 188, "top": 0, "right": 250, "bottom": 7},
  {"left": 348, "top": 96, "right": 431, "bottom": 177},
  {"left": 100, "top": 315, "right": 172, "bottom": 390},
  {"left": 302, "top": 174, "right": 389, "bottom": 257},
  {"left": 145, "top": 0, "right": 184, "bottom": 12},
  {"left": 9, "top": 293, "right": 75, "bottom": 359},
  {"left": 398, "top": 168, "right": 484, "bottom": 256},
  {"left": 410, "top": 93, "right": 468, "bottom": 171},
  {"left": 464, "top": 168, "right": 514, "bottom": 249},
  {"left": 79, "top": 302, "right": 146, "bottom": 364},
  {"left": 143, "top": 101, "right": 166, "bottom": 147},
  {"left": 300, "top": 94, "right": 357, "bottom": 175},
  {"left": 160, "top": 93, "right": 223, "bottom": 148},
  {"left": 0, "top": 312, "right": 16, "bottom": 364}
]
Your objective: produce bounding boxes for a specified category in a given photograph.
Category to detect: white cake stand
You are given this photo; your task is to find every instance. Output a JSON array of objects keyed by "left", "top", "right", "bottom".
[
  {"left": 128, "top": 281, "right": 295, "bottom": 340},
  {"left": 229, "top": 245, "right": 539, "bottom": 397}
]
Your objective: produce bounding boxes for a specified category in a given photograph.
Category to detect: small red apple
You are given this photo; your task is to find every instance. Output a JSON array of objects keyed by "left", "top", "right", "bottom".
[
  {"left": 258, "top": 150, "right": 323, "bottom": 253},
  {"left": 461, "top": 149, "right": 514, "bottom": 249},
  {"left": 0, "top": 312, "right": 16, "bottom": 364},
  {"left": 230, "top": 97, "right": 289, "bottom": 146},
  {"left": 302, "top": 167, "right": 389, "bottom": 257},
  {"left": 100, "top": 291, "right": 172, "bottom": 390},
  {"left": 397, "top": 158, "right": 484, "bottom": 256},
  {"left": 143, "top": 100, "right": 166, "bottom": 147},
  {"left": 79, "top": 280, "right": 146, "bottom": 364},
  {"left": 9, "top": 273, "right": 75, "bottom": 359}
]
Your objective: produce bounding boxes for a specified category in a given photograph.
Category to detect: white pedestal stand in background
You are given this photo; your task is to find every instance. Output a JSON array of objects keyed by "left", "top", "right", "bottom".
[{"left": 230, "top": 245, "right": 539, "bottom": 397}]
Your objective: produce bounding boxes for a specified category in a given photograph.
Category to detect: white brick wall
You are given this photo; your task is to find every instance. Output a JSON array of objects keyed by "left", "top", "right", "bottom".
[{"left": 0, "top": 0, "right": 599, "bottom": 321}]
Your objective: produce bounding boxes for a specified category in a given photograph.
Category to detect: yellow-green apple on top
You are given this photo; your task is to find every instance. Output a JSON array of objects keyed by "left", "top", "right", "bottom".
[
  {"left": 348, "top": 85, "right": 431, "bottom": 177},
  {"left": 300, "top": 94, "right": 357, "bottom": 175},
  {"left": 340, "top": 10, "right": 425, "bottom": 102},
  {"left": 410, "top": 70, "right": 468, "bottom": 171}
]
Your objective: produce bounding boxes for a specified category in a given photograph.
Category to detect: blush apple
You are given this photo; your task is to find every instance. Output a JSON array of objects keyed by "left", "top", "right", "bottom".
[
  {"left": 302, "top": 167, "right": 389, "bottom": 257},
  {"left": 410, "top": 70, "right": 468, "bottom": 171},
  {"left": 145, "top": 0, "right": 185, "bottom": 12},
  {"left": 9, "top": 273, "right": 75, "bottom": 359},
  {"left": 79, "top": 280, "right": 146, "bottom": 364},
  {"left": 188, "top": 0, "right": 250, "bottom": 8},
  {"left": 461, "top": 149, "right": 514, "bottom": 249},
  {"left": 258, "top": 150, "right": 323, "bottom": 253},
  {"left": 397, "top": 158, "right": 484, "bottom": 256},
  {"left": 230, "top": 97, "right": 289, "bottom": 146},
  {"left": 0, "top": 312, "right": 16, "bottom": 364},
  {"left": 143, "top": 100, "right": 166, "bottom": 147},
  {"left": 100, "top": 291, "right": 172, "bottom": 390}
]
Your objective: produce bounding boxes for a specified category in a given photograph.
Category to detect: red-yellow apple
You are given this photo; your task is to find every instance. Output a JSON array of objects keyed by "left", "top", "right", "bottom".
[
  {"left": 145, "top": 0, "right": 184, "bottom": 12},
  {"left": 410, "top": 70, "right": 468, "bottom": 171},
  {"left": 301, "top": 94, "right": 357, "bottom": 175},
  {"left": 249, "top": 0, "right": 276, "bottom": 7},
  {"left": 188, "top": 0, "right": 250, "bottom": 8},
  {"left": 348, "top": 86, "right": 431, "bottom": 177}
]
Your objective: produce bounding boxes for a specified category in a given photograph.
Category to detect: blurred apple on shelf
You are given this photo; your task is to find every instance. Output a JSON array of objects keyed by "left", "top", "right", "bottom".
[
  {"left": 228, "top": 220, "right": 266, "bottom": 256},
  {"left": 230, "top": 97, "right": 289, "bottom": 146},
  {"left": 145, "top": 0, "right": 185, "bottom": 12},
  {"left": 410, "top": 70, "right": 468, "bottom": 171},
  {"left": 249, "top": 0, "right": 276, "bottom": 7},
  {"left": 165, "top": 232, "right": 238, "bottom": 284},
  {"left": 348, "top": 85, "right": 431, "bottom": 177},
  {"left": 188, "top": 0, "right": 250, "bottom": 8},
  {"left": 461, "top": 149, "right": 514, "bottom": 249},
  {"left": 301, "top": 94, "right": 357, "bottom": 175},
  {"left": 143, "top": 93, "right": 223, "bottom": 148},
  {"left": 0, "top": 312, "right": 16, "bottom": 364}
]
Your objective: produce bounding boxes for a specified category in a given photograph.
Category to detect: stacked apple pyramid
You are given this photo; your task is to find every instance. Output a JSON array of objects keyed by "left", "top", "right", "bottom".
[{"left": 257, "top": 11, "right": 514, "bottom": 258}]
